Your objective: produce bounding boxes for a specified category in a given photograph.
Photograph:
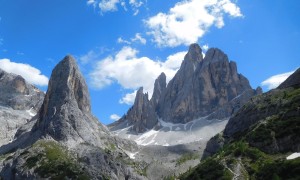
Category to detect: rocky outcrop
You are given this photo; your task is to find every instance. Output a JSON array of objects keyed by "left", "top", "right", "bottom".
[
  {"left": 222, "top": 68, "right": 300, "bottom": 153},
  {"left": 111, "top": 43, "right": 260, "bottom": 132},
  {"left": 158, "top": 44, "right": 259, "bottom": 123},
  {"left": 150, "top": 72, "right": 166, "bottom": 109},
  {"left": 0, "top": 69, "right": 44, "bottom": 147},
  {"left": 0, "top": 55, "right": 143, "bottom": 180},
  {"left": 110, "top": 73, "right": 166, "bottom": 134},
  {"left": 0, "top": 68, "right": 44, "bottom": 111},
  {"left": 278, "top": 68, "right": 300, "bottom": 89},
  {"left": 33, "top": 55, "right": 109, "bottom": 147},
  {"left": 120, "top": 87, "right": 157, "bottom": 133}
]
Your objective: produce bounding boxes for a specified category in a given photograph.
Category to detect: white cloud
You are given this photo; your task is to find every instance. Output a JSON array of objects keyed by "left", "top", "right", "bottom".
[
  {"left": 79, "top": 50, "right": 98, "bottom": 64},
  {"left": 99, "top": 0, "right": 120, "bottom": 12},
  {"left": 163, "top": 51, "right": 186, "bottom": 70},
  {"left": 119, "top": 90, "right": 137, "bottom": 105},
  {"left": 131, "top": 33, "right": 147, "bottom": 44},
  {"left": 88, "top": 0, "right": 145, "bottom": 14},
  {"left": 261, "top": 70, "right": 295, "bottom": 90},
  {"left": 110, "top": 114, "right": 121, "bottom": 121},
  {"left": 145, "top": 0, "right": 242, "bottom": 47},
  {"left": 87, "top": 0, "right": 96, "bottom": 5},
  {"left": 117, "top": 37, "right": 131, "bottom": 44},
  {"left": 89, "top": 46, "right": 186, "bottom": 104},
  {"left": 202, "top": 44, "right": 209, "bottom": 51},
  {"left": 118, "top": 33, "right": 147, "bottom": 45},
  {"left": 0, "top": 59, "right": 49, "bottom": 86}
]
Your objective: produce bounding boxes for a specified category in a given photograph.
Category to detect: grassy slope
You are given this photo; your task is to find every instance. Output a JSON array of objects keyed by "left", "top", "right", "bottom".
[{"left": 180, "top": 87, "right": 300, "bottom": 179}]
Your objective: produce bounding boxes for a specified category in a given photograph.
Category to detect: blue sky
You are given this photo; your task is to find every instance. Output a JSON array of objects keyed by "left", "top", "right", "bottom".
[{"left": 0, "top": 0, "right": 299, "bottom": 124}]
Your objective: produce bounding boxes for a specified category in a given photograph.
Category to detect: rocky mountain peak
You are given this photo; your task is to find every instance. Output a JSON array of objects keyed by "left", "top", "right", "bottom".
[
  {"left": 158, "top": 45, "right": 255, "bottom": 123},
  {"left": 110, "top": 43, "right": 258, "bottom": 131},
  {"left": 278, "top": 68, "right": 300, "bottom": 89},
  {"left": 151, "top": 72, "right": 166, "bottom": 109},
  {"left": 202, "top": 48, "right": 228, "bottom": 67},
  {"left": 185, "top": 43, "right": 203, "bottom": 63},
  {"left": 35, "top": 55, "right": 108, "bottom": 146},
  {"left": 0, "top": 68, "right": 44, "bottom": 111},
  {"left": 114, "top": 87, "right": 157, "bottom": 133}
]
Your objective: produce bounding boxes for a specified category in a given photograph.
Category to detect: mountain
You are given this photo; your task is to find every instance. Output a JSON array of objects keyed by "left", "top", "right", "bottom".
[
  {"left": 33, "top": 55, "right": 110, "bottom": 147},
  {"left": 110, "top": 43, "right": 261, "bottom": 134},
  {"left": 181, "top": 68, "right": 300, "bottom": 179},
  {"left": 0, "top": 68, "right": 44, "bottom": 146},
  {"left": 0, "top": 56, "right": 144, "bottom": 180}
]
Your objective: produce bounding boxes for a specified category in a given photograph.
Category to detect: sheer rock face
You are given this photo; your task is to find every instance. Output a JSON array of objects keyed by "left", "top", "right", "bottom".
[
  {"left": 0, "top": 69, "right": 44, "bottom": 147},
  {"left": 150, "top": 72, "right": 167, "bottom": 109},
  {"left": 121, "top": 87, "right": 157, "bottom": 133},
  {"left": 0, "top": 68, "right": 44, "bottom": 111},
  {"left": 158, "top": 45, "right": 257, "bottom": 123},
  {"left": 35, "top": 55, "right": 109, "bottom": 147},
  {"left": 278, "top": 68, "right": 300, "bottom": 89},
  {"left": 111, "top": 43, "right": 260, "bottom": 132}
]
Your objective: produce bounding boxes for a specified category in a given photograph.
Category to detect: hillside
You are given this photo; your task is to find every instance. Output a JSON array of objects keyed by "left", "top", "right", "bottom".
[{"left": 180, "top": 68, "right": 300, "bottom": 179}]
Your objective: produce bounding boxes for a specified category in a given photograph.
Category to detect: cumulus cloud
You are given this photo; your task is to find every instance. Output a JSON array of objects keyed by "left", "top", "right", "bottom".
[
  {"left": 117, "top": 37, "right": 131, "bottom": 44},
  {"left": 88, "top": 0, "right": 145, "bottom": 15},
  {"left": 89, "top": 46, "right": 186, "bottom": 104},
  {"left": 118, "top": 33, "right": 147, "bottom": 45},
  {"left": 119, "top": 90, "right": 137, "bottom": 105},
  {"left": 202, "top": 44, "right": 209, "bottom": 51},
  {"left": 79, "top": 50, "right": 99, "bottom": 65},
  {"left": 110, "top": 114, "right": 121, "bottom": 121},
  {"left": 261, "top": 70, "right": 295, "bottom": 90},
  {"left": 0, "top": 59, "right": 49, "bottom": 86},
  {"left": 131, "top": 33, "right": 147, "bottom": 44},
  {"left": 99, "top": 0, "right": 120, "bottom": 12},
  {"left": 145, "top": 0, "right": 242, "bottom": 47}
]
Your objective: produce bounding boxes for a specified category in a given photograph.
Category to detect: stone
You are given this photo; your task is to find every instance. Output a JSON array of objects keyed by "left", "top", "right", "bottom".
[
  {"left": 158, "top": 45, "right": 254, "bottom": 123},
  {"left": 278, "top": 68, "right": 300, "bottom": 89},
  {"left": 33, "top": 55, "right": 109, "bottom": 147},
  {"left": 0, "top": 68, "right": 44, "bottom": 147},
  {"left": 150, "top": 72, "right": 166, "bottom": 110},
  {"left": 120, "top": 87, "right": 157, "bottom": 133}
]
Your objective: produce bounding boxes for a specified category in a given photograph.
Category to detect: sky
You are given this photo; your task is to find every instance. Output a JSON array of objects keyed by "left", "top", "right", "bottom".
[{"left": 0, "top": 0, "right": 299, "bottom": 124}]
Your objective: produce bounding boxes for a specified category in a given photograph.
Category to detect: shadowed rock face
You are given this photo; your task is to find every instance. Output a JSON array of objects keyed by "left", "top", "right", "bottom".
[
  {"left": 122, "top": 87, "right": 157, "bottom": 133},
  {"left": 158, "top": 44, "right": 260, "bottom": 123},
  {"left": 150, "top": 72, "right": 166, "bottom": 109},
  {"left": 35, "top": 55, "right": 108, "bottom": 147},
  {"left": 278, "top": 68, "right": 300, "bottom": 89},
  {"left": 111, "top": 43, "right": 261, "bottom": 132},
  {"left": 0, "top": 68, "right": 44, "bottom": 111}
]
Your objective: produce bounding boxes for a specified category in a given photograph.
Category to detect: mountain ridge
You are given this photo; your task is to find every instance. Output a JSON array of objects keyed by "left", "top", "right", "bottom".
[{"left": 111, "top": 43, "right": 262, "bottom": 133}]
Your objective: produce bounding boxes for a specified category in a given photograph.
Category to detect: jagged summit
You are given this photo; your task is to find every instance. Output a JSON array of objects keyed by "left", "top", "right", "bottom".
[
  {"left": 110, "top": 43, "right": 261, "bottom": 133},
  {"left": 185, "top": 43, "right": 203, "bottom": 63},
  {"left": 120, "top": 87, "right": 157, "bottom": 133},
  {"left": 35, "top": 55, "right": 108, "bottom": 147},
  {"left": 0, "top": 68, "right": 44, "bottom": 110},
  {"left": 150, "top": 72, "right": 166, "bottom": 109}
]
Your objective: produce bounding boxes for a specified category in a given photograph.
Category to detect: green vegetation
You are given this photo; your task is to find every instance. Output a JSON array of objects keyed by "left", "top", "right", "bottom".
[
  {"left": 176, "top": 152, "right": 199, "bottom": 166},
  {"left": 25, "top": 140, "right": 90, "bottom": 180},
  {"left": 181, "top": 140, "right": 300, "bottom": 179},
  {"left": 181, "top": 157, "right": 232, "bottom": 180}
]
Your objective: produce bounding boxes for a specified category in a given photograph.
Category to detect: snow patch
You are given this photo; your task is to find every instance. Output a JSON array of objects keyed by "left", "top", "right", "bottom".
[
  {"left": 135, "top": 129, "right": 159, "bottom": 146},
  {"left": 287, "top": 153, "right": 300, "bottom": 160},
  {"left": 26, "top": 107, "right": 36, "bottom": 117},
  {"left": 175, "top": 127, "right": 181, "bottom": 131},
  {"left": 126, "top": 151, "right": 138, "bottom": 159}
]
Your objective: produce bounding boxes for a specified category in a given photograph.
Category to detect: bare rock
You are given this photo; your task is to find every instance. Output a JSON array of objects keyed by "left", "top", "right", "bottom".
[
  {"left": 158, "top": 45, "right": 254, "bottom": 123},
  {"left": 278, "top": 68, "right": 300, "bottom": 89},
  {"left": 33, "top": 55, "right": 109, "bottom": 147},
  {"left": 120, "top": 87, "right": 157, "bottom": 133}
]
